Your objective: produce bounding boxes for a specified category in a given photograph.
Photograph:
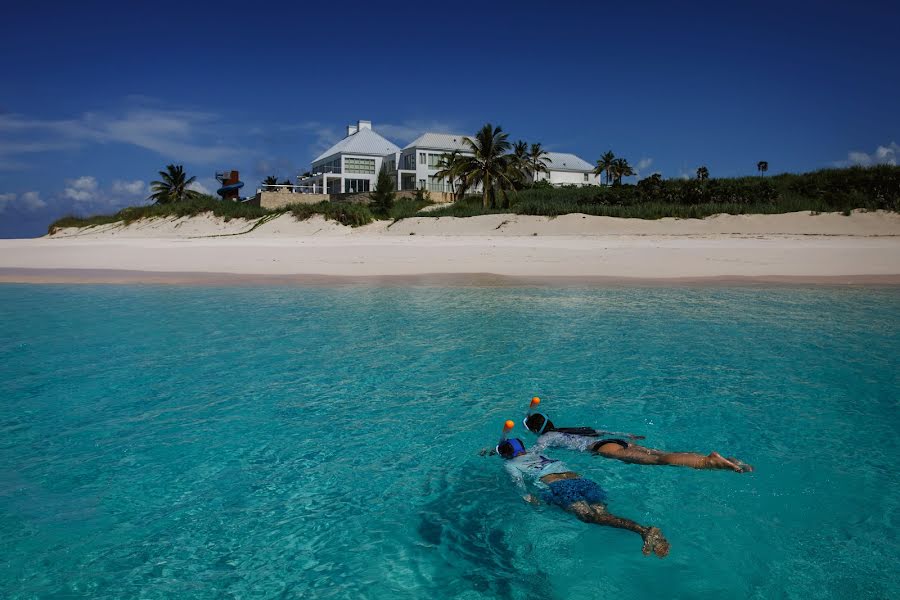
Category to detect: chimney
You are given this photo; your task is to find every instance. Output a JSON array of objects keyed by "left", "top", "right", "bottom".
[
  {"left": 357, "top": 120, "right": 372, "bottom": 131},
  {"left": 346, "top": 124, "right": 358, "bottom": 136}
]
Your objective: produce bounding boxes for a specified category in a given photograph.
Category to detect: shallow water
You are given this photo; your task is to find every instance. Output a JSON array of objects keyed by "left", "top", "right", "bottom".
[{"left": 1, "top": 284, "right": 898, "bottom": 599}]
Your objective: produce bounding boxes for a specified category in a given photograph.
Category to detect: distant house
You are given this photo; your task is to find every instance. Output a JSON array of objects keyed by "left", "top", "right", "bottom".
[
  {"left": 296, "top": 119, "right": 597, "bottom": 195},
  {"left": 396, "top": 132, "right": 480, "bottom": 193},
  {"left": 303, "top": 120, "right": 400, "bottom": 194},
  {"left": 536, "top": 152, "right": 596, "bottom": 186}
]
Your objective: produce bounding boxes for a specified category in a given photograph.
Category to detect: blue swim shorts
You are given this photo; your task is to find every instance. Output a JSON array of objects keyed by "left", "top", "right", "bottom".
[{"left": 541, "top": 478, "right": 607, "bottom": 508}]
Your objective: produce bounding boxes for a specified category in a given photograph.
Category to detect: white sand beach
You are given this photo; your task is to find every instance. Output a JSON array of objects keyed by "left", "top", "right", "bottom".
[{"left": 1, "top": 211, "right": 899, "bottom": 284}]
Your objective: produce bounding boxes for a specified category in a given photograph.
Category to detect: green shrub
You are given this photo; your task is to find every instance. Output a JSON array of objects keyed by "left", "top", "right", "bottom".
[{"left": 289, "top": 201, "right": 374, "bottom": 227}]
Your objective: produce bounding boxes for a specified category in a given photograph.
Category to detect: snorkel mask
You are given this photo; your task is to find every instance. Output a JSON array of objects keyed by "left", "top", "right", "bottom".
[
  {"left": 523, "top": 397, "right": 551, "bottom": 435},
  {"left": 495, "top": 420, "right": 526, "bottom": 458}
]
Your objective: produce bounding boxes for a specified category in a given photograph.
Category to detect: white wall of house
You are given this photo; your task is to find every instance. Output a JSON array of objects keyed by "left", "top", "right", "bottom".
[{"left": 533, "top": 170, "right": 596, "bottom": 187}]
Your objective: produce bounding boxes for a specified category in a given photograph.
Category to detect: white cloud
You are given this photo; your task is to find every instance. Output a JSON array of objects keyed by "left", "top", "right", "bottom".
[
  {"left": 111, "top": 179, "right": 146, "bottom": 195},
  {"left": 63, "top": 176, "right": 99, "bottom": 202},
  {"left": 635, "top": 157, "right": 654, "bottom": 177},
  {"left": 0, "top": 106, "right": 239, "bottom": 164},
  {"left": 840, "top": 141, "right": 899, "bottom": 167},
  {"left": 377, "top": 120, "right": 459, "bottom": 143},
  {"left": 20, "top": 191, "right": 46, "bottom": 210},
  {"left": 188, "top": 177, "right": 219, "bottom": 196}
]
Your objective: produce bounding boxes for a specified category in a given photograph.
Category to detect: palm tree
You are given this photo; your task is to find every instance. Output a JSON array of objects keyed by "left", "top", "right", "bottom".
[
  {"left": 149, "top": 164, "right": 199, "bottom": 204},
  {"left": 757, "top": 161, "right": 768, "bottom": 176},
  {"left": 696, "top": 166, "right": 709, "bottom": 181},
  {"left": 611, "top": 158, "right": 635, "bottom": 184},
  {"left": 509, "top": 140, "right": 529, "bottom": 187},
  {"left": 459, "top": 123, "right": 515, "bottom": 209},
  {"left": 594, "top": 151, "right": 616, "bottom": 186},
  {"left": 262, "top": 175, "right": 278, "bottom": 191},
  {"left": 526, "top": 143, "right": 551, "bottom": 185},
  {"left": 433, "top": 150, "right": 469, "bottom": 199}
]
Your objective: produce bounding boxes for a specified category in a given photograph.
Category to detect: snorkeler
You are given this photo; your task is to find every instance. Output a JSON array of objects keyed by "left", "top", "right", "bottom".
[
  {"left": 523, "top": 398, "right": 753, "bottom": 473},
  {"left": 496, "top": 421, "right": 670, "bottom": 558}
]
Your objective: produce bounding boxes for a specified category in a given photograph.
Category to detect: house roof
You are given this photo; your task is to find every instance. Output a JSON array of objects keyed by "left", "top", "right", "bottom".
[
  {"left": 313, "top": 128, "right": 401, "bottom": 163},
  {"left": 545, "top": 152, "right": 594, "bottom": 172},
  {"left": 403, "top": 132, "right": 472, "bottom": 152}
]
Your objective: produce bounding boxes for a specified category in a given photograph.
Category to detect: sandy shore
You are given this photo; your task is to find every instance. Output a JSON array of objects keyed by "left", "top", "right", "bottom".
[{"left": 2, "top": 212, "right": 899, "bottom": 285}]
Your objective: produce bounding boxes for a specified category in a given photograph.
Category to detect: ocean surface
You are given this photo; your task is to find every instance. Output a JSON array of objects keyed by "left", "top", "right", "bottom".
[{"left": 1, "top": 284, "right": 898, "bottom": 599}]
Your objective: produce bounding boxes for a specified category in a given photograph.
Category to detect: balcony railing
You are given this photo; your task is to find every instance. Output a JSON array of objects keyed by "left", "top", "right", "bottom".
[{"left": 258, "top": 184, "right": 326, "bottom": 194}]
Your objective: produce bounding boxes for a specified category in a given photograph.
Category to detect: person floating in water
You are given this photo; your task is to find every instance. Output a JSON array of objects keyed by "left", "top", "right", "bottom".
[
  {"left": 496, "top": 420, "right": 670, "bottom": 558},
  {"left": 523, "top": 398, "right": 753, "bottom": 473}
]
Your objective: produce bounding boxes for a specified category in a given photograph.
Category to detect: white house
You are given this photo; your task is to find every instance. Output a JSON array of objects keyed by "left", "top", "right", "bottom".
[
  {"left": 395, "top": 132, "right": 478, "bottom": 193},
  {"left": 536, "top": 152, "right": 596, "bottom": 186},
  {"left": 296, "top": 119, "right": 597, "bottom": 195},
  {"left": 301, "top": 120, "right": 400, "bottom": 194}
]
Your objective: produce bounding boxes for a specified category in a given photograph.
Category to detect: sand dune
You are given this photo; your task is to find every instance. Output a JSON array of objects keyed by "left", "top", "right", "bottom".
[{"left": 2, "top": 211, "right": 898, "bottom": 284}]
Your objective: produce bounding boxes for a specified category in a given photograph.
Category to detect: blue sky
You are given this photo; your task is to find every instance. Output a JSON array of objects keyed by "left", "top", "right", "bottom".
[{"left": 1, "top": 0, "right": 898, "bottom": 237}]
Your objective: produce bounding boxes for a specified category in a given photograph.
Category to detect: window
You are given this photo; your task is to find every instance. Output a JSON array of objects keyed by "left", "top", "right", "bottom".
[
  {"left": 344, "top": 179, "right": 370, "bottom": 193},
  {"left": 315, "top": 158, "right": 341, "bottom": 174},
  {"left": 584, "top": 173, "right": 589, "bottom": 182},
  {"left": 427, "top": 154, "right": 444, "bottom": 169},
  {"left": 418, "top": 179, "right": 426, "bottom": 189},
  {"left": 345, "top": 158, "right": 375, "bottom": 174},
  {"left": 419, "top": 153, "right": 426, "bottom": 165},
  {"left": 401, "top": 153, "right": 416, "bottom": 170}
]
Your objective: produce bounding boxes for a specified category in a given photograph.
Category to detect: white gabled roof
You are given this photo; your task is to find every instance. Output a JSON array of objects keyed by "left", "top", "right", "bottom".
[
  {"left": 545, "top": 152, "right": 594, "bottom": 172},
  {"left": 404, "top": 132, "right": 472, "bottom": 152},
  {"left": 314, "top": 128, "right": 401, "bottom": 163}
]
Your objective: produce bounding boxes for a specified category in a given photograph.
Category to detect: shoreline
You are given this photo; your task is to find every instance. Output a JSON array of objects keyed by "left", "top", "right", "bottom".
[{"left": 2, "top": 269, "right": 899, "bottom": 287}]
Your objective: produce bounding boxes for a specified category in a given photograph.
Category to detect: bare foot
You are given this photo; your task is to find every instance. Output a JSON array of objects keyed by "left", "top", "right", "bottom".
[
  {"left": 706, "top": 452, "right": 743, "bottom": 472},
  {"left": 726, "top": 456, "right": 754, "bottom": 472},
  {"left": 641, "top": 527, "right": 670, "bottom": 558}
]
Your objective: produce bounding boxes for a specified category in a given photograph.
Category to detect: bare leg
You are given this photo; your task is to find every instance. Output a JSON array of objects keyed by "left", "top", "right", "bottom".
[
  {"left": 567, "top": 501, "right": 670, "bottom": 558},
  {"left": 595, "top": 443, "right": 753, "bottom": 472}
]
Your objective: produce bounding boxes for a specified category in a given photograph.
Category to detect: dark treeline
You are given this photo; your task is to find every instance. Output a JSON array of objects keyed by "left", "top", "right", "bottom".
[{"left": 424, "top": 165, "right": 900, "bottom": 220}]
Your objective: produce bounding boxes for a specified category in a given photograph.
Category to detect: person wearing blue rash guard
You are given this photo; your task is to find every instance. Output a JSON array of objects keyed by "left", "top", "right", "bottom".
[
  {"left": 496, "top": 426, "right": 670, "bottom": 558},
  {"left": 524, "top": 398, "right": 753, "bottom": 473}
]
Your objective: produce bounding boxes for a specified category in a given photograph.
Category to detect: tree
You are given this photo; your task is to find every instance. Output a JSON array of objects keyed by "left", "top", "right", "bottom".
[
  {"left": 509, "top": 140, "right": 529, "bottom": 188},
  {"left": 526, "top": 143, "right": 551, "bottom": 186},
  {"left": 149, "top": 164, "right": 199, "bottom": 204},
  {"left": 611, "top": 158, "right": 635, "bottom": 184},
  {"left": 280, "top": 179, "right": 292, "bottom": 191},
  {"left": 757, "top": 161, "right": 768, "bottom": 176},
  {"left": 459, "top": 123, "right": 515, "bottom": 209},
  {"left": 433, "top": 150, "right": 468, "bottom": 199},
  {"left": 262, "top": 175, "right": 278, "bottom": 191},
  {"left": 369, "top": 165, "right": 396, "bottom": 214},
  {"left": 594, "top": 151, "right": 616, "bottom": 186},
  {"left": 696, "top": 166, "right": 709, "bottom": 181}
]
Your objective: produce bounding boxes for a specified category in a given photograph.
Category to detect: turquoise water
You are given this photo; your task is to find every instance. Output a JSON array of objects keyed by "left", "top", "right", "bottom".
[{"left": 1, "top": 284, "right": 898, "bottom": 599}]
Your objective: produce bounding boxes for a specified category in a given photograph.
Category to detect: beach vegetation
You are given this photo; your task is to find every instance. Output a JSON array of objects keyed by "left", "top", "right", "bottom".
[
  {"left": 419, "top": 165, "right": 900, "bottom": 219},
  {"left": 289, "top": 201, "right": 374, "bottom": 227},
  {"left": 262, "top": 175, "right": 279, "bottom": 191},
  {"left": 149, "top": 164, "right": 200, "bottom": 204},
  {"left": 757, "top": 161, "right": 769, "bottom": 176},
  {"left": 697, "top": 166, "right": 710, "bottom": 181},
  {"left": 369, "top": 166, "right": 397, "bottom": 216}
]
